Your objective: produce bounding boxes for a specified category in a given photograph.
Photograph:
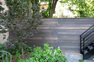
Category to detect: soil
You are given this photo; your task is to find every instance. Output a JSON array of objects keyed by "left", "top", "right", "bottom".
[{"left": 12, "top": 52, "right": 31, "bottom": 62}]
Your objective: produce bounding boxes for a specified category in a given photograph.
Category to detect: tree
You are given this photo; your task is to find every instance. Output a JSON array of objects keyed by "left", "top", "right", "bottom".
[
  {"left": 60, "top": 0, "right": 94, "bottom": 17},
  {"left": 50, "top": 0, "right": 58, "bottom": 18},
  {"left": 0, "top": 0, "right": 42, "bottom": 59},
  {"left": 41, "top": 0, "right": 94, "bottom": 18},
  {"left": 40, "top": 0, "right": 58, "bottom": 18}
]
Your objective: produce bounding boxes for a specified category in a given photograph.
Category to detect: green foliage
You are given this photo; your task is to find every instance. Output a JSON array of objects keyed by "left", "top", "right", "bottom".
[
  {"left": 18, "top": 58, "right": 32, "bottom": 62},
  {"left": 0, "top": 44, "right": 6, "bottom": 58},
  {"left": 0, "top": 0, "right": 42, "bottom": 41},
  {"left": 0, "top": 51, "right": 11, "bottom": 62},
  {"left": 42, "top": 0, "right": 52, "bottom": 18},
  {"left": 0, "top": 0, "right": 42, "bottom": 57},
  {"left": 40, "top": 0, "right": 49, "bottom": 2},
  {"left": 0, "top": 43, "right": 27, "bottom": 55},
  {"left": 22, "top": 0, "right": 31, "bottom": 10},
  {"left": 15, "top": 52, "right": 21, "bottom": 62},
  {"left": 42, "top": 9, "right": 50, "bottom": 18},
  {"left": 60, "top": 0, "right": 94, "bottom": 17},
  {"left": 0, "top": 44, "right": 4, "bottom": 51},
  {"left": 0, "top": 44, "right": 7, "bottom": 51},
  {"left": 31, "top": 0, "right": 39, "bottom": 4},
  {"left": 19, "top": 43, "right": 67, "bottom": 62},
  {"left": 6, "top": 0, "right": 30, "bottom": 11},
  {"left": 6, "top": 43, "right": 32, "bottom": 55},
  {"left": 79, "top": 59, "right": 84, "bottom": 62},
  {"left": 0, "top": 54, "right": 11, "bottom": 62},
  {"left": 0, "top": 45, "right": 8, "bottom": 62}
]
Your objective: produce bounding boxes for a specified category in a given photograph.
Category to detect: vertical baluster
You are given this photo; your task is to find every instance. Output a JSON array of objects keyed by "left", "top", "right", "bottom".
[{"left": 83, "top": 38, "right": 85, "bottom": 59}]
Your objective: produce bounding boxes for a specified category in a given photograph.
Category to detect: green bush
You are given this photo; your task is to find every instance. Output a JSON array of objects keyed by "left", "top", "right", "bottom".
[
  {"left": 0, "top": 53, "right": 11, "bottom": 62},
  {"left": 6, "top": 43, "right": 32, "bottom": 55},
  {"left": 0, "top": 43, "right": 32, "bottom": 55},
  {"left": 79, "top": 59, "right": 84, "bottom": 62},
  {"left": 41, "top": 0, "right": 52, "bottom": 18},
  {"left": 18, "top": 43, "right": 67, "bottom": 62},
  {"left": 0, "top": 0, "right": 42, "bottom": 58},
  {"left": 0, "top": 44, "right": 6, "bottom": 51},
  {"left": 15, "top": 52, "right": 21, "bottom": 62},
  {"left": 0, "top": 44, "right": 11, "bottom": 62}
]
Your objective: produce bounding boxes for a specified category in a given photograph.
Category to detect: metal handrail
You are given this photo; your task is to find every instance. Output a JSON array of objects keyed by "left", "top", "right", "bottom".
[
  {"left": 80, "top": 25, "right": 94, "bottom": 38},
  {"left": 84, "top": 32, "right": 94, "bottom": 41}
]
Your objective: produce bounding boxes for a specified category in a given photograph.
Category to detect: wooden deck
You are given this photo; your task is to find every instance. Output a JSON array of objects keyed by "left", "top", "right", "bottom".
[{"left": 27, "top": 18, "right": 94, "bottom": 53}]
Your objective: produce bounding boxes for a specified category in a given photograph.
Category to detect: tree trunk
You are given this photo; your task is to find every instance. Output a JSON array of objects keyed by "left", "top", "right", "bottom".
[
  {"left": 50, "top": 0, "right": 58, "bottom": 18},
  {"left": 22, "top": 47, "right": 24, "bottom": 59}
]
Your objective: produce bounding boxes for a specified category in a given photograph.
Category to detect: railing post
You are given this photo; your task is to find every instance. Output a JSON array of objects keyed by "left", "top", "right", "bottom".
[
  {"left": 83, "top": 38, "right": 85, "bottom": 59},
  {"left": 80, "top": 35, "right": 82, "bottom": 54}
]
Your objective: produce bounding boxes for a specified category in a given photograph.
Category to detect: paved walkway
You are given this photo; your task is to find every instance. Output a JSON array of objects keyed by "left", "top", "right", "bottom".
[{"left": 65, "top": 52, "right": 94, "bottom": 62}]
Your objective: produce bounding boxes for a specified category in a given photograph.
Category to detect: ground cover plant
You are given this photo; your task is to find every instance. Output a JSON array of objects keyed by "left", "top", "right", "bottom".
[
  {"left": 0, "top": 44, "right": 12, "bottom": 62},
  {"left": 79, "top": 59, "right": 84, "bottom": 62}
]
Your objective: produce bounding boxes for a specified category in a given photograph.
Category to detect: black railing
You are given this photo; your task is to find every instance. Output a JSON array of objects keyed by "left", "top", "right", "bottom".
[{"left": 80, "top": 25, "right": 94, "bottom": 60}]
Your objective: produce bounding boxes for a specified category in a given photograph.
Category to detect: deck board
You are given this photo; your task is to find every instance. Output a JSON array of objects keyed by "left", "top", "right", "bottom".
[{"left": 27, "top": 18, "right": 94, "bottom": 53}]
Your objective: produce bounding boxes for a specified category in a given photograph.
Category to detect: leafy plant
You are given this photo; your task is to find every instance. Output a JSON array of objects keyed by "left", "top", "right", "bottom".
[
  {"left": 0, "top": 45, "right": 12, "bottom": 62},
  {"left": 15, "top": 52, "right": 21, "bottom": 62},
  {"left": 0, "top": 51, "right": 12, "bottom": 62},
  {"left": 18, "top": 43, "right": 67, "bottom": 62},
  {"left": 79, "top": 59, "right": 84, "bottom": 62},
  {"left": 18, "top": 58, "right": 32, "bottom": 62},
  {"left": 41, "top": 0, "right": 52, "bottom": 18},
  {"left": 0, "top": 44, "right": 7, "bottom": 51},
  {"left": 6, "top": 43, "right": 32, "bottom": 55}
]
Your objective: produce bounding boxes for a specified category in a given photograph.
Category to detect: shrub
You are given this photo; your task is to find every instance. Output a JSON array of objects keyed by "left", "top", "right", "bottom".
[
  {"left": 18, "top": 43, "right": 67, "bottom": 62},
  {"left": 0, "top": 0, "right": 42, "bottom": 58},
  {"left": 6, "top": 43, "right": 32, "bottom": 55},
  {"left": 79, "top": 59, "right": 84, "bottom": 62}
]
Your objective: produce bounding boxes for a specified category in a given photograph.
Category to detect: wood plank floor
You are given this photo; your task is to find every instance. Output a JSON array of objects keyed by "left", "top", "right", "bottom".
[{"left": 27, "top": 18, "right": 94, "bottom": 53}]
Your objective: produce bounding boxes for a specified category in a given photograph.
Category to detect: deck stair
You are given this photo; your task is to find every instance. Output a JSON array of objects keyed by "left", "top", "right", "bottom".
[{"left": 80, "top": 25, "right": 94, "bottom": 60}]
